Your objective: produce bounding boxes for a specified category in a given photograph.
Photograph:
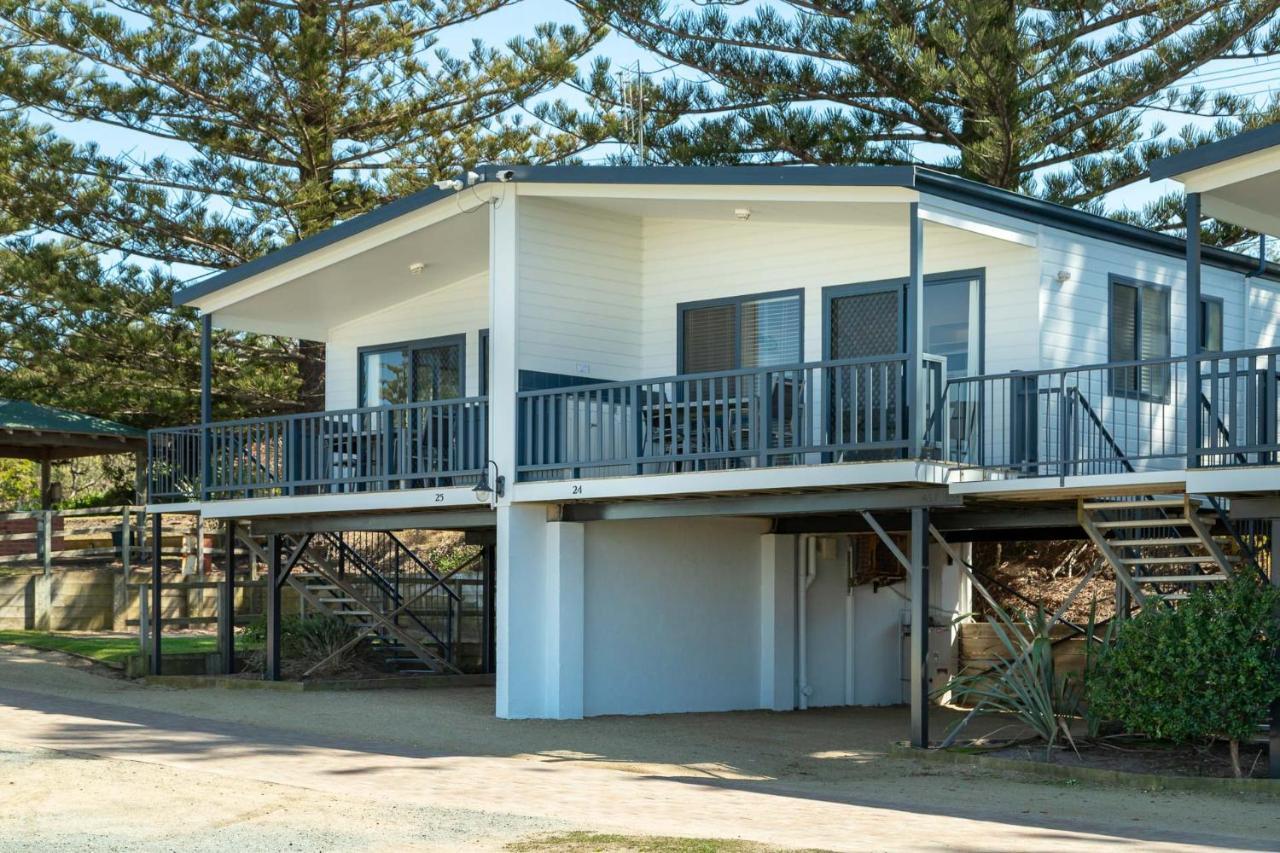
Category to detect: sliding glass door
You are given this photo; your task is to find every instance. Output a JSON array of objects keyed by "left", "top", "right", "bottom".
[{"left": 359, "top": 335, "right": 465, "bottom": 407}]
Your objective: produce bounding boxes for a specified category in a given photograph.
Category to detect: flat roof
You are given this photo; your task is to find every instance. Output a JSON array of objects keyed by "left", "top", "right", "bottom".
[
  {"left": 1149, "top": 123, "right": 1280, "bottom": 181},
  {"left": 175, "top": 164, "right": 1280, "bottom": 307}
]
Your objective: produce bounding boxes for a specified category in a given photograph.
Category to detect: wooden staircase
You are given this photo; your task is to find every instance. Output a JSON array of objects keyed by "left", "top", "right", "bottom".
[{"left": 1078, "top": 495, "right": 1241, "bottom": 604}]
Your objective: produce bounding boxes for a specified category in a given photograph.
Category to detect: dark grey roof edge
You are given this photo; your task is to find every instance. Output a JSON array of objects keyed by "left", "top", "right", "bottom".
[
  {"left": 175, "top": 162, "right": 1279, "bottom": 306},
  {"left": 1149, "top": 122, "right": 1280, "bottom": 181},
  {"left": 916, "top": 170, "right": 1280, "bottom": 281},
  {"left": 173, "top": 164, "right": 919, "bottom": 306}
]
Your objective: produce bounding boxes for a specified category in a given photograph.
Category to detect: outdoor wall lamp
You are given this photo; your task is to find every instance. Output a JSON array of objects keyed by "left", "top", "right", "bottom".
[{"left": 473, "top": 460, "right": 505, "bottom": 503}]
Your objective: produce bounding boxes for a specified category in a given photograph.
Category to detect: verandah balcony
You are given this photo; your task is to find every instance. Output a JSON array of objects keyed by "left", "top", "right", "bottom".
[
  {"left": 148, "top": 396, "right": 488, "bottom": 503},
  {"left": 515, "top": 355, "right": 949, "bottom": 481},
  {"left": 145, "top": 346, "right": 1280, "bottom": 504}
]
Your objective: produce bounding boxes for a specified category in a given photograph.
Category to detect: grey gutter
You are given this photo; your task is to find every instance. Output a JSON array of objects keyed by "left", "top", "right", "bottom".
[
  {"left": 175, "top": 161, "right": 1280, "bottom": 307},
  {"left": 1149, "top": 122, "right": 1280, "bottom": 181},
  {"left": 916, "top": 169, "right": 1280, "bottom": 282}
]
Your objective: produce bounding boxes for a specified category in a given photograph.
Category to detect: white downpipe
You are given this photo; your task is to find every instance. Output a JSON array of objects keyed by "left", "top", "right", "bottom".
[
  {"left": 798, "top": 535, "right": 818, "bottom": 710},
  {"left": 844, "top": 535, "right": 856, "bottom": 706}
]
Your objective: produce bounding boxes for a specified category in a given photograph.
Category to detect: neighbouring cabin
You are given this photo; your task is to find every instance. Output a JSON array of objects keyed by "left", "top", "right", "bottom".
[{"left": 139, "top": 141, "right": 1280, "bottom": 782}]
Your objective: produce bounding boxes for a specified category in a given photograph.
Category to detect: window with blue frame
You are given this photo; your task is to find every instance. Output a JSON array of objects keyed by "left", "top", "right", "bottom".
[
  {"left": 1109, "top": 277, "right": 1170, "bottom": 401},
  {"left": 679, "top": 290, "right": 803, "bottom": 374}
]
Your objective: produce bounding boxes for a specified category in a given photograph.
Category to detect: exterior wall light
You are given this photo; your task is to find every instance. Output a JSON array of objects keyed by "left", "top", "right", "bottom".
[{"left": 473, "top": 460, "right": 505, "bottom": 504}]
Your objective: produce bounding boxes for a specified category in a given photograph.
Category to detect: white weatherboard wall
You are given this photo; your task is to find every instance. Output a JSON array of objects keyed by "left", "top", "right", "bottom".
[
  {"left": 324, "top": 271, "right": 490, "bottom": 409},
  {"left": 1039, "top": 229, "right": 1252, "bottom": 368},
  {"left": 638, "top": 213, "right": 1040, "bottom": 377},
  {"left": 517, "top": 198, "right": 643, "bottom": 382},
  {"left": 1248, "top": 280, "right": 1280, "bottom": 347},
  {"left": 582, "top": 517, "right": 770, "bottom": 716},
  {"left": 803, "top": 538, "right": 968, "bottom": 708}
]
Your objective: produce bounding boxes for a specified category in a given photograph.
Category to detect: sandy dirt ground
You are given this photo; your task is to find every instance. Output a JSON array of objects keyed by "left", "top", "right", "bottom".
[{"left": 0, "top": 646, "right": 1277, "bottom": 852}]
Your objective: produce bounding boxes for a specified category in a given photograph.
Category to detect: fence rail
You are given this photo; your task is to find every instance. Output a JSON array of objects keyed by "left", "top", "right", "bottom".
[
  {"left": 149, "top": 397, "right": 488, "bottom": 502},
  {"left": 516, "top": 355, "right": 944, "bottom": 481}
]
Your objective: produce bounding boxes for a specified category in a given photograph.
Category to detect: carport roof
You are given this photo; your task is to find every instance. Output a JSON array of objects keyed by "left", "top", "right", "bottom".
[{"left": 174, "top": 164, "right": 1280, "bottom": 308}]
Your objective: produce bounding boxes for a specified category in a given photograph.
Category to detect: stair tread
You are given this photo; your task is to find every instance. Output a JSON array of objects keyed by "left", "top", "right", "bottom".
[
  {"left": 1093, "top": 518, "right": 1196, "bottom": 529},
  {"left": 1082, "top": 498, "right": 1190, "bottom": 510},
  {"left": 1138, "top": 574, "right": 1229, "bottom": 583},
  {"left": 1120, "top": 555, "right": 1232, "bottom": 565},
  {"left": 1113, "top": 537, "right": 1204, "bottom": 547}
]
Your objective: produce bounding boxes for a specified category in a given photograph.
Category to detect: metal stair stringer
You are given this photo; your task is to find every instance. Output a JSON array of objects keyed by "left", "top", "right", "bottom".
[
  {"left": 234, "top": 529, "right": 461, "bottom": 675},
  {"left": 1078, "top": 495, "right": 1236, "bottom": 603}
]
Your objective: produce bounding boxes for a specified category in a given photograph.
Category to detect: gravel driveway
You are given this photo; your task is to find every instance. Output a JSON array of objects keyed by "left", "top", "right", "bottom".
[{"left": 0, "top": 645, "right": 1277, "bottom": 852}]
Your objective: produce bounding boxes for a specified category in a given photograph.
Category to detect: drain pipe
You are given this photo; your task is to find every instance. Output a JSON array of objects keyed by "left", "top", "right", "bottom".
[
  {"left": 844, "top": 535, "right": 856, "bottom": 706},
  {"left": 797, "top": 535, "right": 818, "bottom": 710}
]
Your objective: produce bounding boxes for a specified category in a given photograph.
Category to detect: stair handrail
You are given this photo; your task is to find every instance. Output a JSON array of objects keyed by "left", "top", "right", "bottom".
[
  {"left": 310, "top": 532, "right": 453, "bottom": 653},
  {"left": 383, "top": 531, "right": 465, "bottom": 603},
  {"left": 1063, "top": 385, "right": 1134, "bottom": 474}
]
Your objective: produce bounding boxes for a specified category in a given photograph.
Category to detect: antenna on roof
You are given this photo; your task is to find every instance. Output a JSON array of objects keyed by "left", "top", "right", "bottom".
[{"left": 616, "top": 62, "right": 648, "bottom": 166}]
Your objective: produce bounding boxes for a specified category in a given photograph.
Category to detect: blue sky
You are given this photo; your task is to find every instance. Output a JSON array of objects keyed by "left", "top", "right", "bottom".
[{"left": 41, "top": 0, "right": 1280, "bottom": 280}]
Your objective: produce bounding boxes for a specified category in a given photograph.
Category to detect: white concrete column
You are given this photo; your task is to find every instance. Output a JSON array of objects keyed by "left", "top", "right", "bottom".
[
  {"left": 488, "top": 190, "right": 519, "bottom": 506},
  {"left": 759, "top": 533, "right": 797, "bottom": 711},
  {"left": 544, "top": 521, "right": 585, "bottom": 719},
  {"left": 495, "top": 503, "right": 546, "bottom": 718}
]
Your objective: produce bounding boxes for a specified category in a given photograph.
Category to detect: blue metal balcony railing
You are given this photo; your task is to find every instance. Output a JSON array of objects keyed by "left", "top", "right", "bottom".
[
  {"left": 934, "top": 344, "right": 1280, "bottom": 479},
  {"left": 148, "top": 396, "right": 488, "bottom": 502},
  {"left": 515, "top": 355, "right": 946, "bottom": 482},
  {"left": 147, "top": 345, "right": 1280, "bottom": 503}
]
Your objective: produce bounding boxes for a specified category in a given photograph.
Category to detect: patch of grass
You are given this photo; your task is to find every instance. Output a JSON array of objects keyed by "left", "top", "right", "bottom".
[
  {"left": 507, "top": 832, "right": 830, "bottom": 853},
  {"left": 0, "top": 630, "right": 242, "bottom": 667}
]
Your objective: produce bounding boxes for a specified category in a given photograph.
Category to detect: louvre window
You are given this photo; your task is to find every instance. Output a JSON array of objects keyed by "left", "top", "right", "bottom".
[
  {"left": 679, "top": 291, "right": 802, "bottom": 373},
  {"left": 1109, "top": 279, "right": 1170, "bottom": 401}
]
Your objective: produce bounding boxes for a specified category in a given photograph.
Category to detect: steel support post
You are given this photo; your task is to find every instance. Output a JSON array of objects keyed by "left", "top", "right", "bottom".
[
  {"left": 222, "top": 519, "right": 237, "bottom": 674},
  {"left": 150, "top": 512, "right": 163, "bottom": 675},
  {"left": 265, "top": 533, "right": 282, "bottom": 681},
  {"left": 1185, "top": 192, "right": 1202, "bottom": 469},
  {"left": 906, "top": 202, "right": 925, "bottom": 458},
  {"left": 910, "top": 506, "right": 930, "bottom": 748}
]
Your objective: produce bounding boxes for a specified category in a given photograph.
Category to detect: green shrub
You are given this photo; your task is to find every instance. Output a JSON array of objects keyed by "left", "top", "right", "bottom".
[
  {"left": 944, "top": 605, "right": 1086, "bottom": 757},
  {"left": 241, "top": 613, "right": 361, "bottom": 677},
  {"left": 1088, "top": 579, "right": 1280, "bottom": 777}
]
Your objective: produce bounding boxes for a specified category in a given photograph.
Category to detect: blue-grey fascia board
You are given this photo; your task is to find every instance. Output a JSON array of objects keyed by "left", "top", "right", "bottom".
[
  {"left": 1149, "top": 122, "right": 1280, "bottom": 181},
  {"left": 174, "top": 162, "right": 1280, "bottom": 307},
  {"left": 917, "top": 170, "right": 1280, "bottom": 282}
]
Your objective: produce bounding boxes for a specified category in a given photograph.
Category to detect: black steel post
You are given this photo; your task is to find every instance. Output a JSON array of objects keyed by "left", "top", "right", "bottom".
[
  {"left": 910, "top": 506, "right": 930, "bottom": 748},
  {"left": 150, "top": 512, "right": 163, "bottom": 676},
  {"left": 222, "top": 519, "right": 236, "bottom": 674},
  {"left": 1271, "top": 518, "right": 1279, "bottom": 779},
  {"left": 200, "top": 314, "right": 213, "bottom": 498},
  {"left": 1186, "top": 192, "right": 1202, "bottom": 469},
  {"left": 482, "top": 543, "right": 496, "bottom": 674},
  {"left": 265, "top": 533, "right": 281, "bottom": 681}
]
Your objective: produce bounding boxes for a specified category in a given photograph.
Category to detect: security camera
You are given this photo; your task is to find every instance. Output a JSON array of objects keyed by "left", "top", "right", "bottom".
[
  {"left": 495, "top": 169, "right": 516, "bottom": 183},
  {"left": 434, "top": 178, "right": 463, "bottom": 192}
]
